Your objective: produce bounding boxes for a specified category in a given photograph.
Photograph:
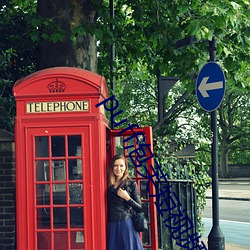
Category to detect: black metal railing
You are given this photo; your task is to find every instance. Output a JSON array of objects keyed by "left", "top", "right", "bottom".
[{"left": 156, "top": 180, "right": 198, "bottom": 250}]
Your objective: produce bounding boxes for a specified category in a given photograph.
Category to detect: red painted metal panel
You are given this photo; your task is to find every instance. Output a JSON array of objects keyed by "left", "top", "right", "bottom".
[
  {"left": 13, "top": 67, "right": 108, "bottom": 99},
  {"left": 15, "top": 121, "right": 28, "bottom": 250},
  {"left": 13, "top": 67, "right": 108, "bottom": 118},
  {"left": 109, "top": 126, "right": 158, "bottom": 250},
  {"left": 14, "top": 67, "right": 108, "bottom": 250}
]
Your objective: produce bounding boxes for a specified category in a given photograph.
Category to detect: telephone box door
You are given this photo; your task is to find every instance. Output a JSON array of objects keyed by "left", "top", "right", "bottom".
[
  {"left": 108, "top": 126, "right": 158, "bottom": 250},
  {"left": 26, "top": 126, "right": 91, "bottom": 250}
]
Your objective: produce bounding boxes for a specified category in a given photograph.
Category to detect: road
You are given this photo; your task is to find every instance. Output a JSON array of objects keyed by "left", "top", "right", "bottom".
[
  {"left": 202, "top": 180, "right": 250, "bottom": 249},
  {"left": 202, "top": 218, "right": 250, "bottom": 248}
]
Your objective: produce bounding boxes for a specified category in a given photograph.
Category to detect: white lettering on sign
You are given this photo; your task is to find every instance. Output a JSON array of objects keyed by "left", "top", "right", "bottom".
[{"left": 26, "top": 100, "right": 89, "bottom": 113}]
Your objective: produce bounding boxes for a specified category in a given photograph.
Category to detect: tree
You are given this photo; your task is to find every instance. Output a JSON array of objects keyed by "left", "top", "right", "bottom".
[
  {"left": 2, "top": 0, "right": 249, "bottom": 88},
  {"left": 37, "top": 0, "right": 101, "bottom": 71},
  {"left": 218, "top": 89, "right": 250, "bottom": 177},
  {"left": 1, "top": 0, "right": 249, "bottom": 174},
  {"left": 0, "top": 0, "right": 37, "bottom": 131},
  {"left": 103, "top": 0, "right": 250, "bottom": 179},
  {"left": 101, "top": 0, "right": 249, "bottom": 89}
]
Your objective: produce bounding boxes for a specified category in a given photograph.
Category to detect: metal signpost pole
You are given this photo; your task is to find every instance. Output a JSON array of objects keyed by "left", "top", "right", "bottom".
[{"left": 207, "top": 37, "right": 225, "bottom": 250}]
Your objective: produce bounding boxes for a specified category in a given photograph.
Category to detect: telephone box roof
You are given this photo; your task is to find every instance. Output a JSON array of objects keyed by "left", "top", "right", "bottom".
[{"left": 13, "top": 67, "right": 108, "bottom": 99}]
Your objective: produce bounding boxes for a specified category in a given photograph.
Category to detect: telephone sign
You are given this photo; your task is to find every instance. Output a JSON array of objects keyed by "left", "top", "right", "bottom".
[{"left": 196, "top": 62, "right": 226, "bottom": 112}]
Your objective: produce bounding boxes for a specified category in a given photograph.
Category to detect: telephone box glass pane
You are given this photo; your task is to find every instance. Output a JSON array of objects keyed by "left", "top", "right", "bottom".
[
  {"left": 37, "top": 208, "right": 50, "bottom": 229},
  {"left": 140, "top": 181, "right": 149, "bottom": 200},
  {"left": 52, "top": 136, "right": 65, "bottom": 157},
  {"left": 37, "top": 232, "right": 51, "bottom": 249},
  {"left": 142, "top": 202, "right": 150, "bottom": 222},
  {"left": 36, "top": 184, "right": 47, "bottom": 205},
  {"left": 71, "top": 231, "right": 84, "bottom": 248},
  {"left": 69, "top": 183, "right": 83, "bottom": 204},
  {"left": 52, "top": 184, "right": 66, "bottom": 204},
  {"left": 115, "top": 137, "right": 124, "bottom": 155},
  {"left": 68, "top": 135, "right": 81, "bottom": 156},
  {"left": 70, "top": 207, "right": 83, "bottom": 227},
  {"left": 36, "top": 160, "right": 49, "bottom": 181},
  {"left": 54, "top": 231, "right": 68, "bottom": 249},
  {"left": 142, "top": 227, "right": 151, "bottom": 247},
  {"left": 127, "top": 158, "right": 136, "bottom": 178},
  {"left": 52, "top": 160, "right": 66, "bottom": 181},
  {"left": 69, "top": 159, "right": 82, "bottom": 180},
  {"left": 53, "top": 208, "right": 67, "bottom": 227},
  {"left": 35, "top": 136, "right": 49, "bottom": 157}
]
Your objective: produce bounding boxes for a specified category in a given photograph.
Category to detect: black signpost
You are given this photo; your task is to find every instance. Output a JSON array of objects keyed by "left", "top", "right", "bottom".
[{"left": 196, "top": 37, "right": 225, "bottom": 250}]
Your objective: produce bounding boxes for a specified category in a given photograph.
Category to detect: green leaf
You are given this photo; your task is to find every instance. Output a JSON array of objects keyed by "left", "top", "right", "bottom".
[
  {"left": 187, "top": 19, "right": 201, "bottom": 35},
  {"left": 230, "top": 1, "right": 241, "bottom": 10}
]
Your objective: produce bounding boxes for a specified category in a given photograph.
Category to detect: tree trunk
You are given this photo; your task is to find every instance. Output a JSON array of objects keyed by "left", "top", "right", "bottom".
[
  {"left": 219, "top": 139, "right": 229, "bottom": 178},
  {"left": 37, "top": 0, "right": 100, "bottom": 72}
]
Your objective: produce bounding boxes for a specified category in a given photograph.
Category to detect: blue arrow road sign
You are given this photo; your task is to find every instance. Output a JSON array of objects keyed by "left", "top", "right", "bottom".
[{"left": 196, "top": 62, "right": 226, "bottom": 112}]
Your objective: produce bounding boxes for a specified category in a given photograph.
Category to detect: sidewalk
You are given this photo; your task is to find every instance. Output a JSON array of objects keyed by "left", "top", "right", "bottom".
[
  {"left": 201, "top": 238, "right": 250, "bottom": 250},
  {"left": 206, "top": 178, "right": 250, "bottom": 201},
  {"left": 206, "top": 188, "right": 250, "bottom": 200},
  {"left": 225, "top": 243, "right": 250, "bottom": 250},
  {"left": 204, "top": 178, "right": 250, "bottom": 249}
]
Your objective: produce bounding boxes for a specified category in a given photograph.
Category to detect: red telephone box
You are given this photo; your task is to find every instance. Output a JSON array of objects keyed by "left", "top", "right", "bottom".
[
  {"left": 108, "top": 127, "right": 158, "bottom": 250},
  {"left": 13, "top": 67, "right": 158, "bottom": 250},
  {"left": 13, "top": 67, "right": 109, "bottom": 250}
]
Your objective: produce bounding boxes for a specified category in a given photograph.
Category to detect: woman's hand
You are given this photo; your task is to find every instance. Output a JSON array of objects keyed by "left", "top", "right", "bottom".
[{"left": 117, "top": 188, "right": 131, "bottom": 201}]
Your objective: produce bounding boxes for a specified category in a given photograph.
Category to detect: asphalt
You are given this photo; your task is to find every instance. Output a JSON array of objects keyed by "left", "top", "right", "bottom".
[{"left": 204, "top": 178, "right": 250, "bottom": 249}]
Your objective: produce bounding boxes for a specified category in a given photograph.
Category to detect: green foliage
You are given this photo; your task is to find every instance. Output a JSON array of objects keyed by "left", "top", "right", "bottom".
[
  {"left": 97, "top": 0, "right": 249, "bottom": 177},
  {"left": 153, "top": 136, "right": 211, "bottom": 235},
  {"left": 98, "top": 0, "right": 249, "bottom": 91},
  {"left": 0, "top": 79, "right": 15, "bottom": 132},
  {"left": 0, "top": 0, "right": 38, "bottom": 131},
  {"left": 0, "top": 1, "right": 37, "bottom": 78}
]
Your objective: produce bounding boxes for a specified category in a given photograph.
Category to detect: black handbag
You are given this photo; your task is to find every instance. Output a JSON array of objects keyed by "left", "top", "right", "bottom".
[{"left": 131, "top": 210, "right": 148, "bottom": 232}]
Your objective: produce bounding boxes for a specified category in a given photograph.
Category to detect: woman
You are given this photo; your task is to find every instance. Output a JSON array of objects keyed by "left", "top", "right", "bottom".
[{"left": 107, "top": 154, "right": 144, "bottom": 250}]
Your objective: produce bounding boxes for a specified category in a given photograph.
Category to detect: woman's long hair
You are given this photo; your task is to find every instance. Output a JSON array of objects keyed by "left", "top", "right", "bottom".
[{"left": 107, "top": 154, "right": 130, "bottom": 187}]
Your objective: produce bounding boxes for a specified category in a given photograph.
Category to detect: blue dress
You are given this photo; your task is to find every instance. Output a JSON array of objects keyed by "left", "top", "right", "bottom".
[
  {"left": 108, "top": 217, "right": 143, "bottom": 250},
  {"left": 107, "top": 180, "right": 144, "bottom": 250}
]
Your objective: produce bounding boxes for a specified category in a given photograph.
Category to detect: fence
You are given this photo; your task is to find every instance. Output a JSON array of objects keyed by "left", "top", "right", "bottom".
[{"left": 157, "top": 180, "right": 198, "bottom": 250}]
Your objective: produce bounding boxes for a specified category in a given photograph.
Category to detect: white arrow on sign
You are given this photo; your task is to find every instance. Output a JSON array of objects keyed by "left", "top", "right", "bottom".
[{"left": 198, "top": 76, "right": 223, "bottom": 98}]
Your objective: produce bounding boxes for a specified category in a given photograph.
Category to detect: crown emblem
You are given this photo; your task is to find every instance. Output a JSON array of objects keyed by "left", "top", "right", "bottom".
[{"left": 47, "top": 79, "right": 66, "bottom": 93}]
